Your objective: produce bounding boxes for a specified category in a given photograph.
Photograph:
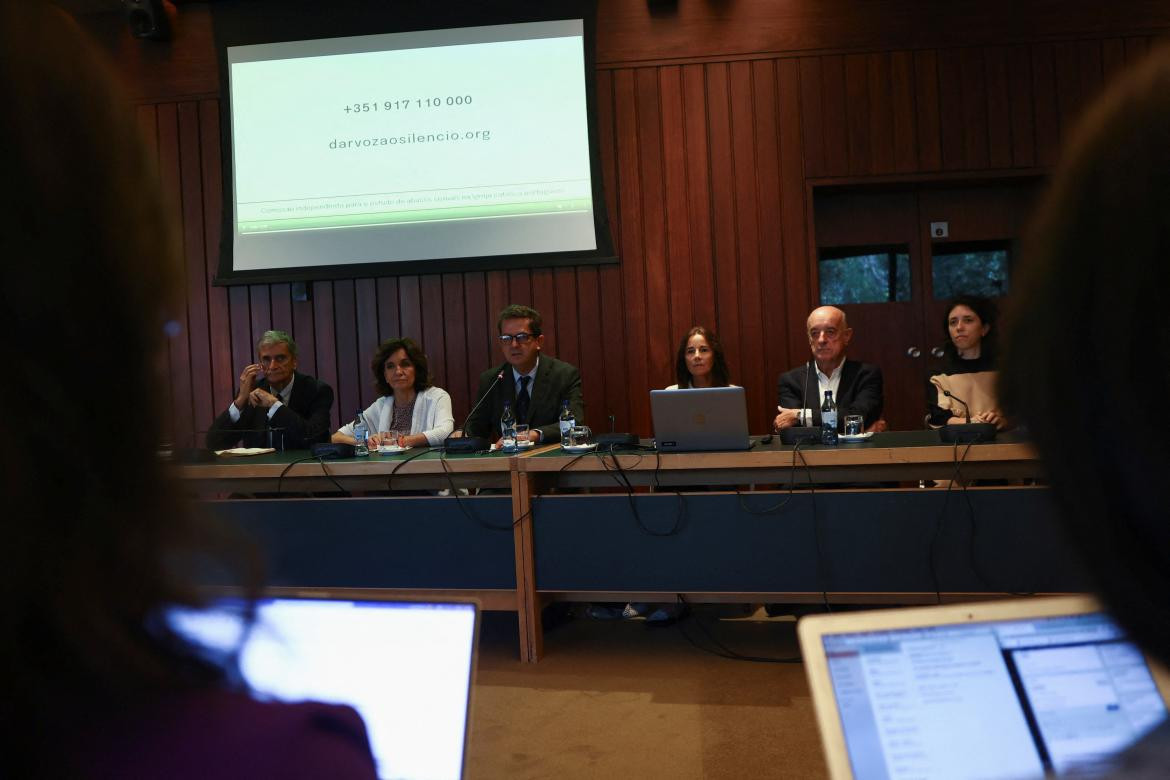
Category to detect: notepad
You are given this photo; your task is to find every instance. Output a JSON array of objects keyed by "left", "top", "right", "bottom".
[{"left": 214, "top": 447, "right": 277, "bottom": 456}]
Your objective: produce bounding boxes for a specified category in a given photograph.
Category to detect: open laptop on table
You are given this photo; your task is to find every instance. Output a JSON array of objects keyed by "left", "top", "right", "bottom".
[
  {"left": 798, "top": 596, "right": 1169, "bottom": 779},
  {"left": 168, "top": 592, "right": 479, "bottom": 780},
  {"left": 650, "top": 386, "right": 750, "bottom": 452}
]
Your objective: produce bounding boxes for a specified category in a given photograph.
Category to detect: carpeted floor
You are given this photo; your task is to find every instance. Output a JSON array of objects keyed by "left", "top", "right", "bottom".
[{"left": 466, "top": 606, "right": 829, "bottom": 779}]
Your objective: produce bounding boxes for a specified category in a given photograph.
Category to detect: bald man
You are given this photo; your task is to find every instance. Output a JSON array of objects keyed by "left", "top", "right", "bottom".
[{"left": 773, "top": 306, "right": 884, "bottom": 432}]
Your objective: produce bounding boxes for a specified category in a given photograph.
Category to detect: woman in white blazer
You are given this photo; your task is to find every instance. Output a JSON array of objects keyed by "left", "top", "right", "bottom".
[{"left": 332, "top": 337, "right": 454, "bottom": 448}]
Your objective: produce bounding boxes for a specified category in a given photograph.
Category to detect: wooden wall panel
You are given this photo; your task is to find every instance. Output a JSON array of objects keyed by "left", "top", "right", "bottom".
[
  {"left": 729, "top": 59, "right": 767, "bottom": 412},
  {"left": 682, "top": 64, "right": 717, "bottom": 332},
  {"left": 613, "top": 67, "right": 652, "bottom": 428},
  {"left": 937, "top": 48, "right": 966, "bottom": 171},
  {"left": 889, "top": 51, "right": 918, "bottom": 173},
  {"left": 867, "top": 53, "right": 895, "bottom": 175},
  {"left": 844, "top": 54, "right": 872, "bottom": 175},
  {"left": 658, "top": 66, "right": 693, "bottom": 350},
  {"left": 959, "top": 47, "right": 991, "bottom": 170},
  {"left": 753, "top": 58, "right": 792, "bottom": 411},
  {"left": 1006, "top": 45, "right": 1037, "bottom": 168},
  {"left": 820, "top": 56, "right": 850, "bottom": 176},
  {"left": 634, "top": 68, "right": 673, "bottom": 388},
  {"left": 705, "top": 62, "right": 743, "bottom": 394},
  {"left": 776, "top": 58, "right": 811, "bottom": 367},
  {"left": 913, "top": 50, "right": 943, "bottom": 170},
  {"left": 984, "top": 47, "right": 1013, "bottom": 170},
  {"left": 126, "top": 22, "right": 1167, "bottom": 443},
  {"left": 1031, "top": 43, "right": 1061, "bottom": 167}
]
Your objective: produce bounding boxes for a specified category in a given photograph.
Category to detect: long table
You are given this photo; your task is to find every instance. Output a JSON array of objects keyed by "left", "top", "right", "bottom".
[{"left": 178, "top": 432, "right": 1082, "bottom": 662}]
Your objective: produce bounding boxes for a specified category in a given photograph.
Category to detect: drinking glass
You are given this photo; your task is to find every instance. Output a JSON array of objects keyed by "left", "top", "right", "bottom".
[
  {"left": 844, "top": 415, "right": 864, "bottom": 436},
  {"left": 513, "top": 424, "right": 530, "bottom": 447}
]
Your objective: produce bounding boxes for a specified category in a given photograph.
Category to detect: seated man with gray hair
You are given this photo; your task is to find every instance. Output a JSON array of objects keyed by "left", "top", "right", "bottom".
[{"left": 206, "top": 330, "right": 334, "bottom": 450}]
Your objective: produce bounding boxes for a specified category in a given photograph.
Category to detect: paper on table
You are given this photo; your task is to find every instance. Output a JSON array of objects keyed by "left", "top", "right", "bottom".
[{"left": 215, "top": 447, "right": 277, "bottom": 457}]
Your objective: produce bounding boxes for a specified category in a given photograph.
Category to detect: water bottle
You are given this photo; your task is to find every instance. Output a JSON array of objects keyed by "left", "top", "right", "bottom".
[
  {"left": 820, "top": 391, "right": 838, "bottom": 446},
  {"left": 353, "top": 410, "right": 369, "bottom": 456},
  {"left": 500, "top": 401, "right": 516, "bottom": 449},
  {"left": 559, "top": 399, "right": 575, "bottom": 446}
]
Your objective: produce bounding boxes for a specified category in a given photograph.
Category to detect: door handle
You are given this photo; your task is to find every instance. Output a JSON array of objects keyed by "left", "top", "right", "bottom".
[
  {"left": 906, "top": 346, "right": 922, "bottom": 358},
  {"left": 930, "top": 346, "right": 946, "bottom": 358}
]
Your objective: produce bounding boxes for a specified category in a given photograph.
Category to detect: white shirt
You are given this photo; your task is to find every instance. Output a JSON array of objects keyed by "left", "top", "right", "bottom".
[
  {"left": 815, "top": 360, "right": 844, "bottom": 407},
  {"left": 226, "top": 374, "right": 293, "bottom": 422}
]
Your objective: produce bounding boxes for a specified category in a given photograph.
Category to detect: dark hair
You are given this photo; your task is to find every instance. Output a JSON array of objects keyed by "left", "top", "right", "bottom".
[
  {"left": 1000, "top": 50, "right": 1170, "bottom": 666},
  {"left": 941, "top": 296, "right": 997, "bottom": 360},
  {"left": 497, "top": 304, "right": 543, "bottom": 336},
  {"left": 0, "top": 2, "right": 255, "bottom": 766},
  {"left": 371, "top": 337, "right": 432, "bottom": 395},
  {"left": 675, "top": 326, "right": 731, "bottom": 387}
]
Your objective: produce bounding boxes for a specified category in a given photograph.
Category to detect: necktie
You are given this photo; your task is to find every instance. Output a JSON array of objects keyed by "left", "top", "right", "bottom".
[{"left": 515, "top": 375, "right": 531, "bottom": 423}]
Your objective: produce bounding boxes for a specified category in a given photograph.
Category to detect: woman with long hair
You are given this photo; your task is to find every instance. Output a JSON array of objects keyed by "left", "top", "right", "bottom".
[
  {"left": 0, "top": 4, "right": 375, "bottom": 775},
  {"left": 926, "top": 296, "right": 1006, "bottom": 429}
]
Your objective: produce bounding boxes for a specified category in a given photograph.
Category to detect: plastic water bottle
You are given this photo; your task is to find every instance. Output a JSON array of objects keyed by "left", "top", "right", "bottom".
[
  {"left": 820, "top": 391, "right": 838, "bottom": 446},
  {"left": 353, "top": 410, "right": 369, "bottom": 456},
  {"left": 500, "top": 401, "right": 516, "bottom": 448},
  {"left": 559, "top": 399, "right": 575, "bottom": 446}
]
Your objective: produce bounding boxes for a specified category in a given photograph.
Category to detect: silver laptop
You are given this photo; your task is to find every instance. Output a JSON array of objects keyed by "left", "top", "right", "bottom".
[
  {"left": 650, "top": 386, "right": 750, "bottom": 452},
  {"left": 798, "top": 596, "right": 1169, "bottom": 779},
  {"left": 168, "top": 592, "right": 479, "bottom": 780}
]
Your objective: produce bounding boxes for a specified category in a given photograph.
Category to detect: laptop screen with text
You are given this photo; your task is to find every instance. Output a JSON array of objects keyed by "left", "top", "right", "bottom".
[{"left": 810, "top": 608, "right": 1166, "bottom": 779}]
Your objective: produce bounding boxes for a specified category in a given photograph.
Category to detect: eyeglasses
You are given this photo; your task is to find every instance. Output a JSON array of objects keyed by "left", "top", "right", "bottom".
[
  {"left": 498, "top": 333, "right": 536, "bottom": 345},
  {"left": 260, "top": 354, "right": 291, "bottom": 365}
]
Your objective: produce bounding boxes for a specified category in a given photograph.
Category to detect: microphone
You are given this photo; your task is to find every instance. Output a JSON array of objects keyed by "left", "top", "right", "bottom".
[
  {"left": 445, "top": 368, "right": 506, "bottom": 453},
  {"left": 801, "top": 359, "right": 810, "bottom": 426},
  {"left": 939, "top": 389, "right": 996, "bottom": 443},
  {"left": 942, "top": 389, "right": 972, "bottom": 423},
  {"left": 779, "top": 360, "right": 821, "bottom": 444}
]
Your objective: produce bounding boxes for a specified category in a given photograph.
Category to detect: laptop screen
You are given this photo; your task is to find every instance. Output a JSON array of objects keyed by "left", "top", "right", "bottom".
[
  {"left": 821, "top": 611, "right": 1166, "bottom": 779},
  {"left": 168, "top": 597, "right": 478, "bottom": 780}
]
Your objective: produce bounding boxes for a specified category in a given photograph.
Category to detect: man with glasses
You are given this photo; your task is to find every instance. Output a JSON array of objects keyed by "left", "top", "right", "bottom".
[
  {"left": 773, "top": 306, "right": 883, "bottom": 432},
  {"left": 464, "top": 304, "right": 585, "bottom": 444},
  {"left": 206, "top": 330, "right": 334, "bottom": 450}
]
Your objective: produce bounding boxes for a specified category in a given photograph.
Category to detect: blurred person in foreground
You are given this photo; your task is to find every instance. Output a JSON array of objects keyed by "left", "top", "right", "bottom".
[
  {"left": 0, "top": 3, "right": 376, "bottom": 777},
  {"left": 1000, "top": 47, "right": 1170, "bottom": 775}
]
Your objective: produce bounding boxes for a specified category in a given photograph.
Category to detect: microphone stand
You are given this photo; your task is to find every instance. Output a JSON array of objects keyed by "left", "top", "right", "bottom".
[
  {"left": 445, "top": 369, "right": 506, "bottom": 453},
  {"left": 939, "top": 389, "right": 996, "bottom": 443}
]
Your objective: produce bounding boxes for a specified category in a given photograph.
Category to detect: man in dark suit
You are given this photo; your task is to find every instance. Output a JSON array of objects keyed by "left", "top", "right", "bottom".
[
  {"left": 464, "top": 305, "right": 585, "bottom": 443},
  {"left": 773, "top": 306, "right": 883, "bottom": 432},
  {"left": 206, "top": 330, "right": 334, "bottom": 450}
]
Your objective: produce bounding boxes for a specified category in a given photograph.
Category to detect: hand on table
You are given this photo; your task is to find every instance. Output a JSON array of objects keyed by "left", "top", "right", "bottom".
[
  {"left": 973, "top": 411, "right": 1006, "bottom": 430},
  {"left": 773, "top": 406, "right": 802, "bottom": 431}
]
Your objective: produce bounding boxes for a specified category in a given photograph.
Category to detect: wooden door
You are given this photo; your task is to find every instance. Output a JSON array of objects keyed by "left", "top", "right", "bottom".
[
  {"left": 814, "top": 189, "right": 925, "bottom": 430},
  {"left": 812, "top": 179, "right": 1040, "bottom": 431}
]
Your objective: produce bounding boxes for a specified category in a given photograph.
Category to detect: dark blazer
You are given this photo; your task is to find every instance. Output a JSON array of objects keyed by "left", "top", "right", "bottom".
[
  {"left": 206, "top": 371, "right": 334, "bottom": 450},
  {"left": 777, "top": 358, "right": 884, "bottom": 430},
  {"left": 464, "top": 355, "right": 585, "bottom": 443}
]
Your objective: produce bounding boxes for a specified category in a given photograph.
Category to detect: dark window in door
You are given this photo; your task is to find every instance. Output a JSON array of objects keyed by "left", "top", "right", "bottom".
[
  {"left": 818, "top": 245, "right": 912, "bottom": 305},
  {"left": 930, "top": 240, "right": 1011, "bottom": 300}
]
